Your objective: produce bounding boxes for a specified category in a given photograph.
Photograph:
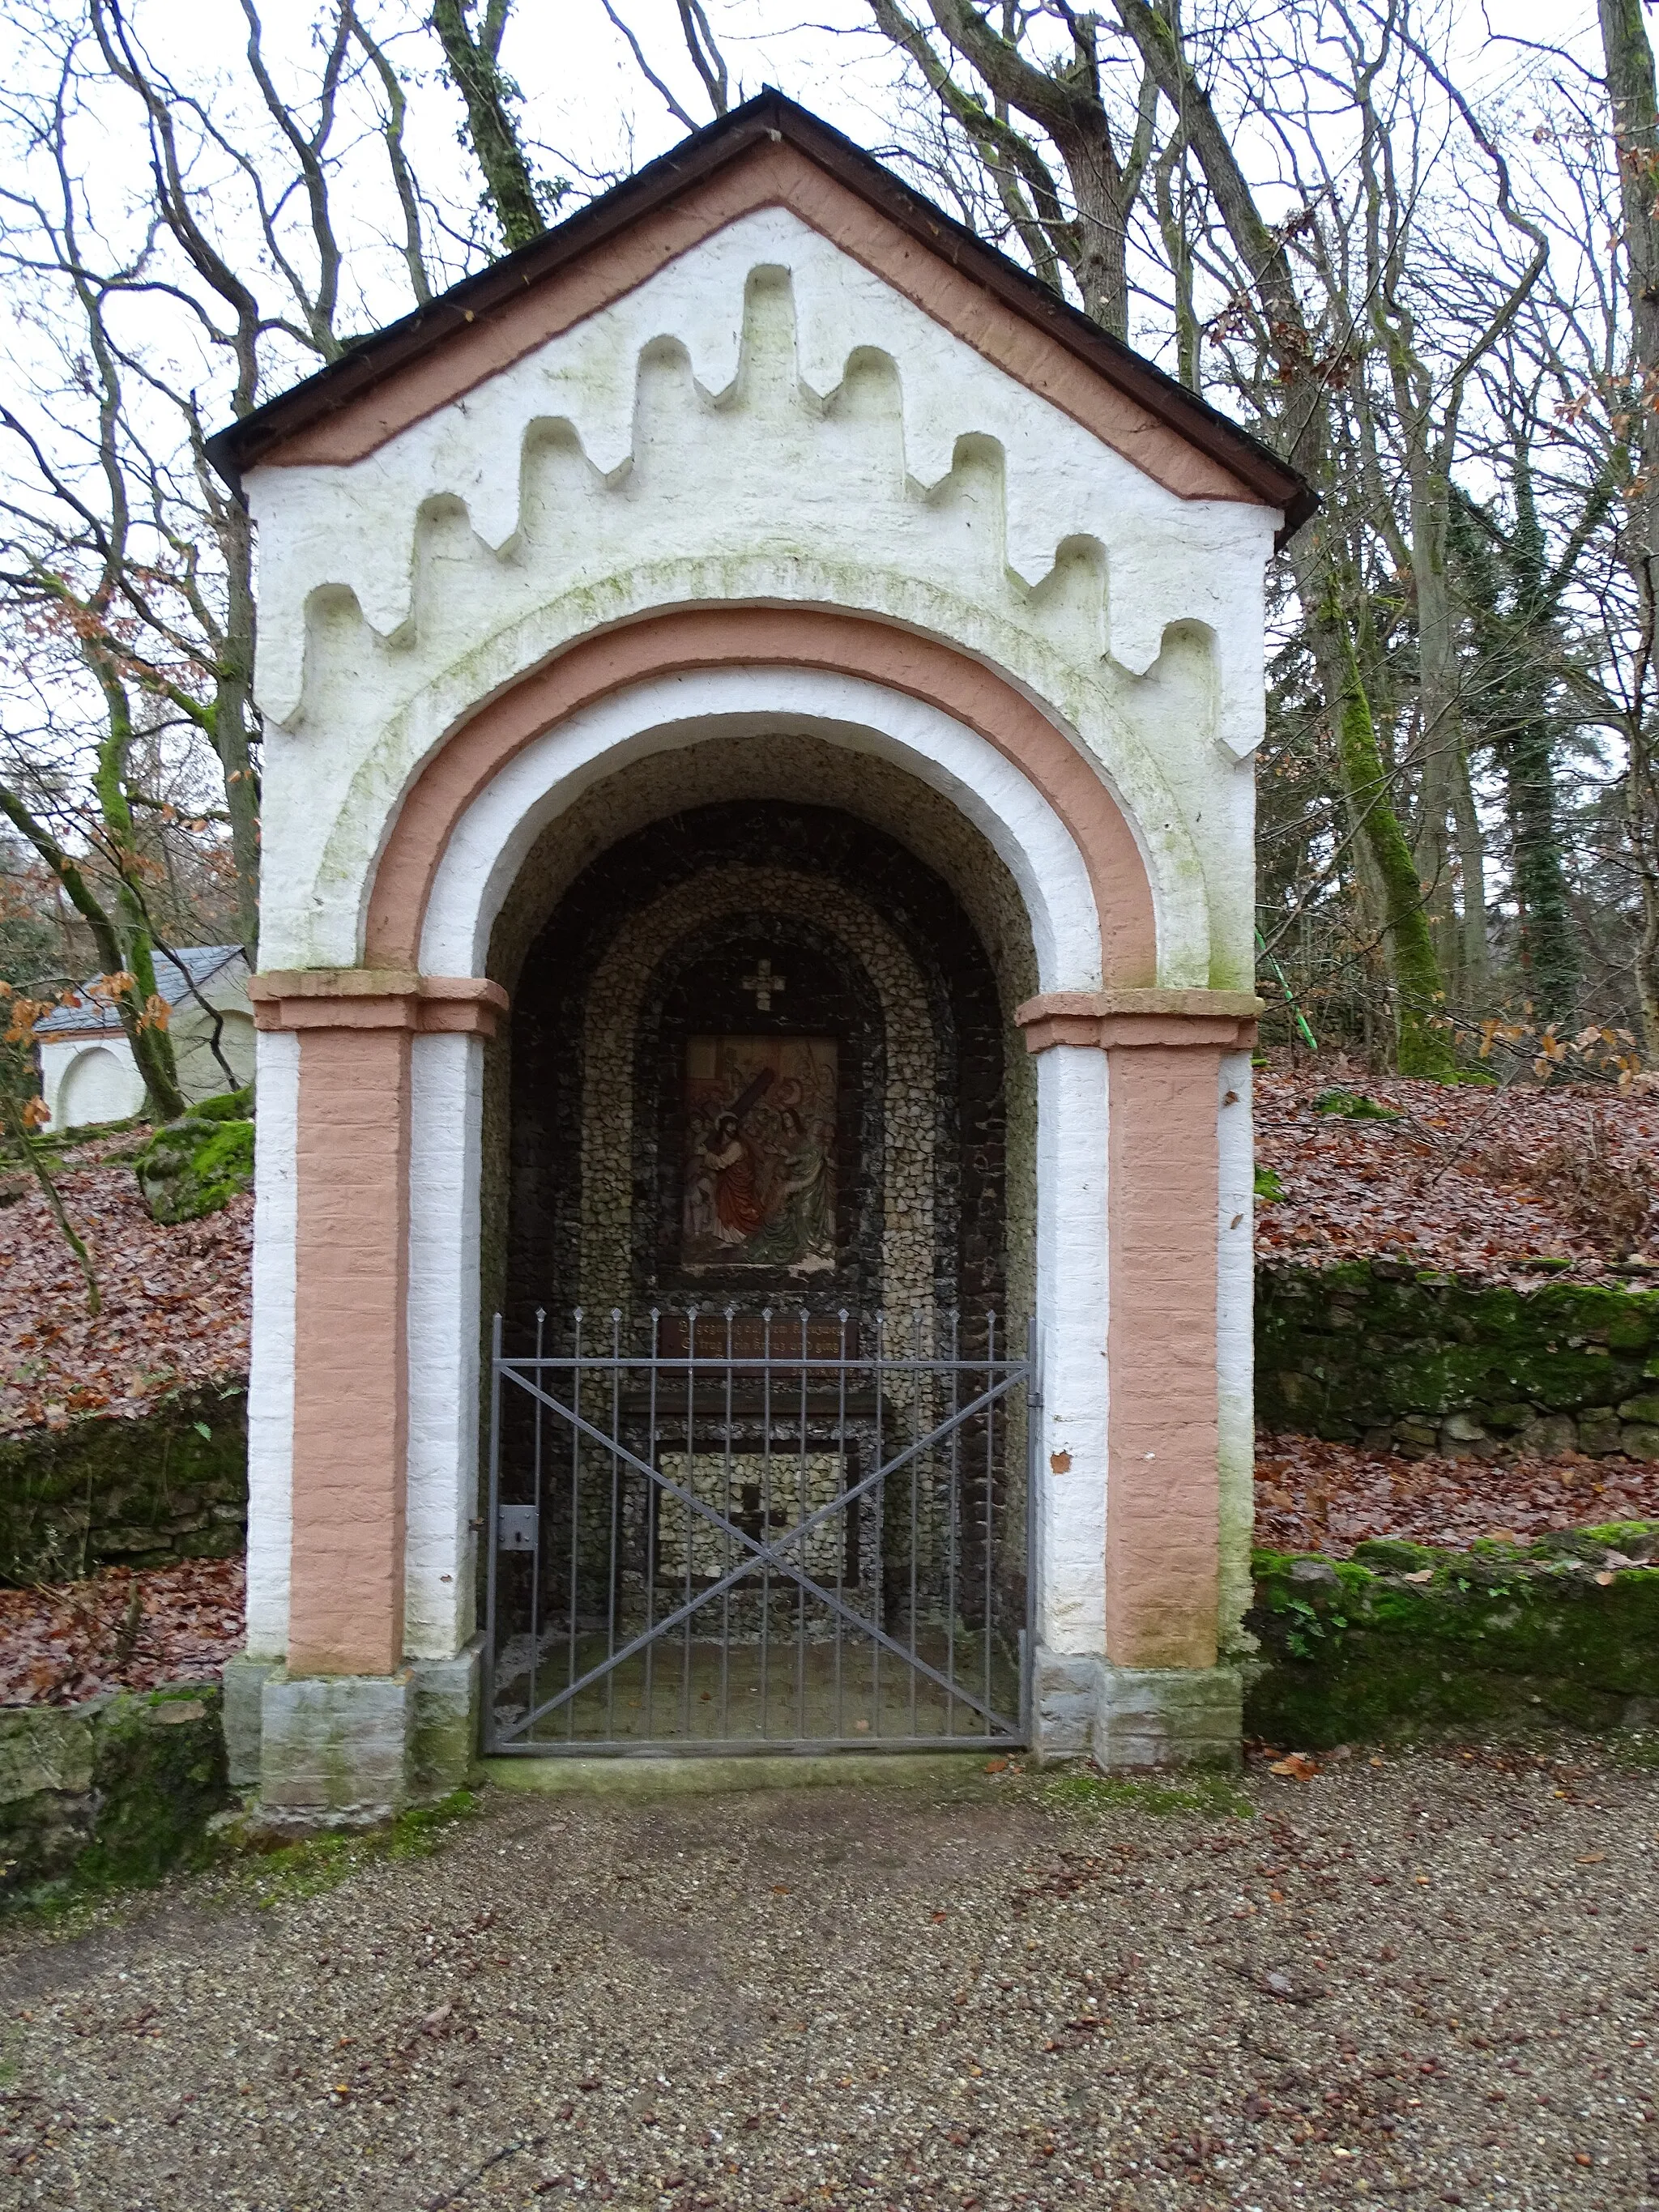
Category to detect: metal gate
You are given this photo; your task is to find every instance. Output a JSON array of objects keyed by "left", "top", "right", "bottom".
[{"left": 483, "top": 1310, "right": 1034, "bottom": 1755}]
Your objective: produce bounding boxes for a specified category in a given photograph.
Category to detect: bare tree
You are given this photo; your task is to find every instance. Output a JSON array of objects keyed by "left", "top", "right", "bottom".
[
  {"left": 431, "top": 0, "right": 552, "bottom": 249},
  {"left": 0, "top": 0, "right": 581, "bottom": 1118},
  {"left": 1593, "top": 0, "right": 1659, "bottom": 1051}
]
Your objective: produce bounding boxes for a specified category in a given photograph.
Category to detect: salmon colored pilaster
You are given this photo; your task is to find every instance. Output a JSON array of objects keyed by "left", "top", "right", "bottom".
[
  {"left": 1102, "top": 1038, "right": 1225, "bottom": 1669},
  {"left": 249, "top": 972, "right": 506, "bottom": 1676},
  {"left": 292, "top": 1019, "right": 412, "bottom": 1674},
  {"left": 1017, "top": 990, "right": 1260, "bottom": 1671}
]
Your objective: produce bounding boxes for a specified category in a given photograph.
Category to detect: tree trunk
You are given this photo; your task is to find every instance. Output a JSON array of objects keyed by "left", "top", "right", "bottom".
[
  {"left": 431, "top": 0, "right": 546, "bottom": 254},
  {"left": 215, "top": 497, "right": 262, "bottom": 961},
  {"left": 1111, "top": 0, "right": 1454, "bottom": 1068},
  {"left": 1506, "top": 706, "right": 1577, "bottom": 1023},
  {"left": 1598, "top": 0, "right": 1659, "bottom": 1053},
  {"left": 1407, "top": 454, "right": 1477, "bottom": 999},
  {"left": 90, "top": 670, "right": 186, "bottom": 1122},
  {"left": 1294, "top": 546, "right": 1459, "bottom": 1079},
  {"left": 1449, "top": 734, "right": 1491, "bottom": 1008}
]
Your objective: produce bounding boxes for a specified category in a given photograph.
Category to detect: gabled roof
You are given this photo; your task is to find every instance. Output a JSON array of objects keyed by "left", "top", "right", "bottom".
[
  {"left": 207, "top": 91, "right": 1312, "bottom": 543},
  {"left": 34, "top": 945, "right": 248, "bottom": 1039}
]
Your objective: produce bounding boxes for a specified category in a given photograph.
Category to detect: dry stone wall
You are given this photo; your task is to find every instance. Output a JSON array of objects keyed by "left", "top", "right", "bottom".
[
  {"left": 0, "top": 1386, "right": 247, "bottom": 1585},
  {"left": 1257, "top": 1259, "right": 1659, "bottom": 1461}
]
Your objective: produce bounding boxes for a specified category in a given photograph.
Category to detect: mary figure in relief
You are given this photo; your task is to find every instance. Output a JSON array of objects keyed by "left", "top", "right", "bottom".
[{"left": 747, "top": 1107, "right": 834, "bottom": 1266}]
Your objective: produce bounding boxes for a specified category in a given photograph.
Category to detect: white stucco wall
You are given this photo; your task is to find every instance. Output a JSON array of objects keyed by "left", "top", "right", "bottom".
[
  {"left": 39, "top": 1038, "right": 147, "bottom": 1131},
  {"left": 245, "top": 1027, "right": 299, "bottom": 1660},
  {"left": 245, "top": 206, "right": 1271, "bottom": 993},
  {"left": 1216, "top": 1047, "right": 1258, "bottom": 1652}
]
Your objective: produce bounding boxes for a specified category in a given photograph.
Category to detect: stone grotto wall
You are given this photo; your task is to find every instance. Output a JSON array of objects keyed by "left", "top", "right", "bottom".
[
  {"left": 480, "top": 736, "right": 1039, "bottom": 1349},
  {"left": 1257, "top": 1259, "right": 1659, "bottom": 1460},
  {"left": 497, "top": 795, "right": 1029, "bottom": 1340}
]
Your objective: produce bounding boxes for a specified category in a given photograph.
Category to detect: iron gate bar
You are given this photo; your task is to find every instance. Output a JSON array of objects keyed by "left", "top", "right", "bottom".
[
  {"left": 500, "top": 1362, "right": 1023, "bottom": 1582},
  {"left": 483, "top": 1309, "right": 1034, "bottom": 1755},
  {"left": 490, "top": 1322, "right": 1026, "bottom": 1747},
  {"left": 492, "top": 1361, "right": 1026, "bottom": 1740}
]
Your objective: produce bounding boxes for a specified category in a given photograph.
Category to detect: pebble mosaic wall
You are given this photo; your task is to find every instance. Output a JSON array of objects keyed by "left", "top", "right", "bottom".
[
  {"left": 578, "top": 863, "right": 935, "bottom": 1317},
  {"left": 501, "top": 796, "right": 1030, "bottom": 1338}
]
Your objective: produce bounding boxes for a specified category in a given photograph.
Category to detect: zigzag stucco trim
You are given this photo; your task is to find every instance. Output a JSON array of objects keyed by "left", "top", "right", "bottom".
[{"left": 249, "top": 139, "right": 1258, "bottom": 513}]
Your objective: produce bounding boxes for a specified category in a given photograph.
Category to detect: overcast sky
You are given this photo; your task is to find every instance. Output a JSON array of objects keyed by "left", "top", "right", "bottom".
[{"left": 501, "top": 0, "right": 1606, "bottom": 199}]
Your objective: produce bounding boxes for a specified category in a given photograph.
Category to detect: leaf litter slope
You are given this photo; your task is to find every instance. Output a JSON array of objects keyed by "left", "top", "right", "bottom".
[
  {"left": 0, "top": 1127, "right": 250, "bottom": 1435},
  {"left": 0, "top": 1556, "right": 243, "bottom": 1706},
  {"left": 1255, "top": 1066, "right": 1659, "bottom": 1283}
]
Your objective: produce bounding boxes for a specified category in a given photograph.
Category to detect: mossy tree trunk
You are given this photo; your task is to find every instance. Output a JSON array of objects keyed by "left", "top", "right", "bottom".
[
  {"left": 431, "top": 0, "right": 548, "bottom": 254},
  {"left": 1599, "top": 0, "right": 1659, "bottom": 1057},
  {"left": 1294, "top": 559, "right": 1459, "bottom": 1079},
  {"left": 1110, "top": 0, "right": 1458, "bottom": 1078}
]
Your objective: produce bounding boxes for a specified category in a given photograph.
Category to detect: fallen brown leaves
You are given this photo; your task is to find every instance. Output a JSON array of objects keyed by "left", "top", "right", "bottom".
[
  {"left": 1256, "top": 1063, "right": 1659, "bottom": 1282},
  {"left": 0, "top": 1555, "right": 243, "bottom": 1706},
  {"left": 1256, "top": 1430, "right": 1659, "bottom": 1555},
  {"left": 0, "top": 1127, "right": 250, "bottom": 1435}
]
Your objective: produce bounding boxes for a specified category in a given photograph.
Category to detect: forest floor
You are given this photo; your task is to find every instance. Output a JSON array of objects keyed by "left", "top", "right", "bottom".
[
  {"left": 1253, "top": 1059, "right": 1659, "bottom": 1285},
  {"left": 0, "top": 1126, "right": 249, "bottom": 1436},
  {"left": 0, "top": 1754, "right": 1654, "bottom": 2210}
]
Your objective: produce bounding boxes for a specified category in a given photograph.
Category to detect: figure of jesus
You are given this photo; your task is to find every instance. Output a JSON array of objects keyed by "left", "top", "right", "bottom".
[{"left": 702, "top": 1112, "right": 765, "bottom": 1245}]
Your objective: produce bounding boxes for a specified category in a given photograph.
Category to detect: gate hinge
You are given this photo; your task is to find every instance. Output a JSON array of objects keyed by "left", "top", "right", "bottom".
[{"left": 497, "top": 1504, "right": 539, "bottom": 1553}]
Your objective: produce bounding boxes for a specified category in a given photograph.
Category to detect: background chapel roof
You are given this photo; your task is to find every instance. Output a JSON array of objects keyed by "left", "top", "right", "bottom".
[
  {"left": 33, "top": 944, "right": 247, "bottom": 1039},
  {"left": 207, "top": 89, "right": 1313, "bottom": 543}
]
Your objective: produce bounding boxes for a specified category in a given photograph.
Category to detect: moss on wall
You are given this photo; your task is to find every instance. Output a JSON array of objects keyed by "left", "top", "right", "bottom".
[
  {"left": 0, "top": 1684, "right": 228, "bottom": 1901},
  {"left": 1246, "top": 1526, "right": 1659, "bottom": 1746},
  {"left": 0, "top": 1384, "right": 247, "bottom": 1584},
  {"left": 1256, "top": 1259, "right": 1659, "bottom": 1460},
  {"left": 133, "top": 1089, "right": 254, "bottom": 1223}
]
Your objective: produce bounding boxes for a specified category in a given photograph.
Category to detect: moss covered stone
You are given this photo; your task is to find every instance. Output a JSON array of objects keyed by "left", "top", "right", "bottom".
[
  {"left": 1246, "top": 1529, "right": 1659, "bottom": 1746},
  {"left": 1256, "top": 1259, "right": 1659, "bottom": 1457},
  {"left": 0, "top": 1384, "right": 246, "bottom": 1583},
  {"left": 75, "top": 1687, "right": 229, "bottom": 1889},
  {"left": 0, "top": 1685, "right": 228, "bottom": 1901},
  {"left": 134, "top": 1089, "right": 254, "bottom": 1223}
]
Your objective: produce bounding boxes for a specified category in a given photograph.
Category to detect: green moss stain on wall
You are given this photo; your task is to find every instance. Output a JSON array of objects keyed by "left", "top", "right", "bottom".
[
  {"left": 1246, "top": 1528, "right": 1659, "bottom": 1745},
  {"left": 1256, "top": 1259, "right": 1659, "bottom": 1460},
  {"left": 0, "top": 1385, "right": 247, "bottom": 1584},
  {"left": 0, "top": 1685, "right": 229, "bottom": 1900}
]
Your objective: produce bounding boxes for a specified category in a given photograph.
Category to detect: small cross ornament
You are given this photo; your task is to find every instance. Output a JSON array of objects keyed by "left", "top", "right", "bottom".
[{"left": 741, "top": 957, "right": 785, "bottom": 1012}]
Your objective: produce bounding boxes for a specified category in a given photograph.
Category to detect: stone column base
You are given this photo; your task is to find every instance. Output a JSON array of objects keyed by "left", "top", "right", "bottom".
[
  {"left": 1030, "top": 1646, "right": 1099, "bottom": 1760},
  {"left": 1093, "top": 1663, "right": 1242, "bottom": 1771},
  {"left": 223, "top": 1653, "right": 284, "bottom": 1789},
  {"left": 236, "top": 1638, "right": 483, "bottom": 1829}
]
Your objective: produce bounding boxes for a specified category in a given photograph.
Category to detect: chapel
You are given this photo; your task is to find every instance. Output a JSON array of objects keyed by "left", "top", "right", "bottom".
[{"left": 208, "top": 92, "right": 1307, "bottom": 1818}]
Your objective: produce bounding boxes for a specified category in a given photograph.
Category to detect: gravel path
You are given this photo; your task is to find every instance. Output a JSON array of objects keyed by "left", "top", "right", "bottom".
[{"left": 1, "top": 1747, "right": 1656, "bottom": 2210}]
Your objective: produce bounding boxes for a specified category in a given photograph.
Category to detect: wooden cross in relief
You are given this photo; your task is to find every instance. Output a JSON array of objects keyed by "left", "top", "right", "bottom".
[{"left": 741, "top": 957, "right": 786, "bottom": 1012}]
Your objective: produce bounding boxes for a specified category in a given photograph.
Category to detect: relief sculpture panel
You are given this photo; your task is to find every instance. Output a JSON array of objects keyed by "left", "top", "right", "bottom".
[{"left": 681, "top": 1034, "right": 838, "bottom": 1274}]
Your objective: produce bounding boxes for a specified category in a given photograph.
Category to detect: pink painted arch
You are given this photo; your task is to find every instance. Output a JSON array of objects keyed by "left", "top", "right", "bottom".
[{"left": 361, "top": 605, "right": 1157, "bottom": 982}]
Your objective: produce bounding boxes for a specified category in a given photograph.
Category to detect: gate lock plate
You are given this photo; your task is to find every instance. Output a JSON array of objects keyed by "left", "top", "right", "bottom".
[{"left": 497, "top": 1504, "right": 539, "bottom": 1553}]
